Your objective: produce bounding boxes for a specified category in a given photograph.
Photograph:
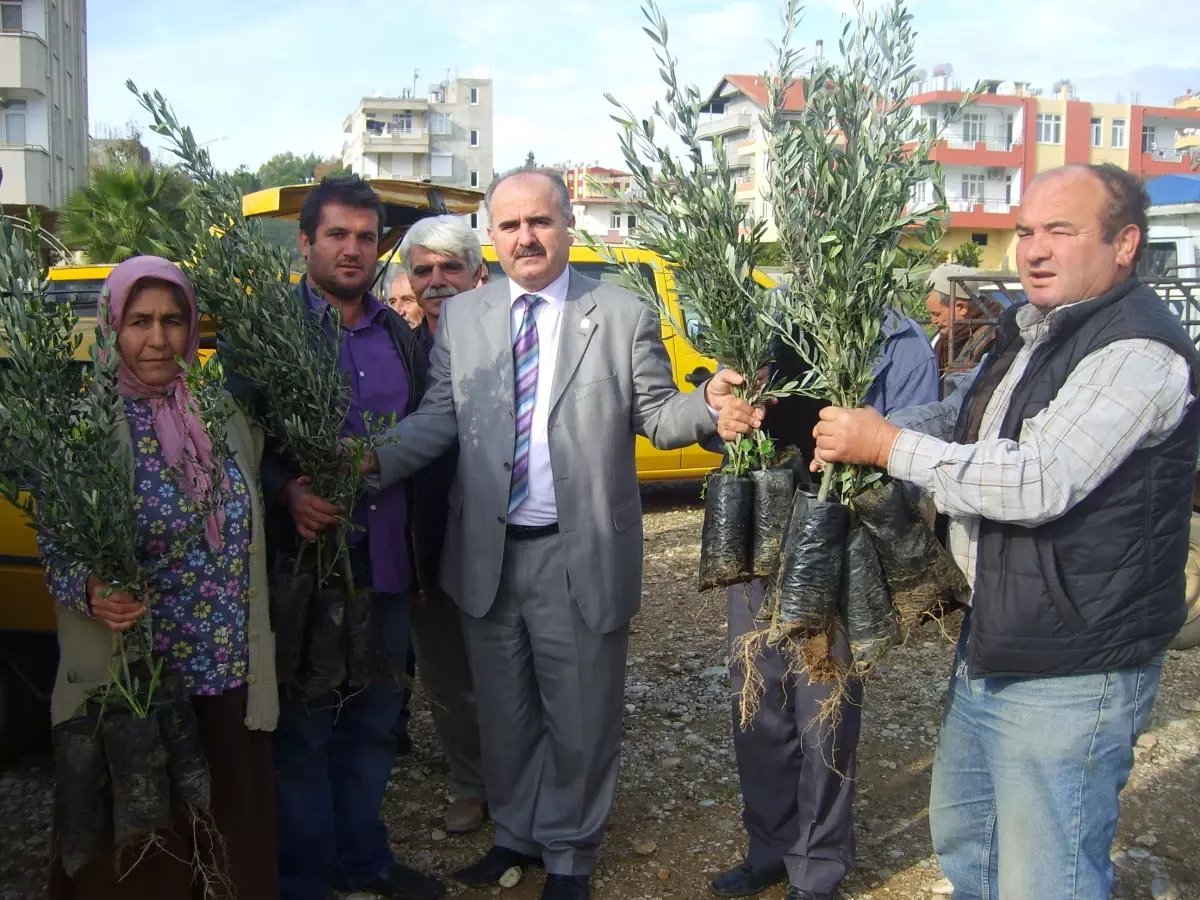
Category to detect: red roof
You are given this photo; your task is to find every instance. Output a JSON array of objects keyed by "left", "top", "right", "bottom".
[{"left": 715, "top": 74, "right": 807, "bottom": 112}]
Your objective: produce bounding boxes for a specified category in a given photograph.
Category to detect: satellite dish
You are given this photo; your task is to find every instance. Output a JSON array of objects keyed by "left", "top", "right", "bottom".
[
  {"left": 942, "top": 63, "right": 954, "bottom": 76},
  {"left": 932, "top": 64, "right": 947, "bottom": 77},
  {"left": 914, "top": 68, "right": 928, "bottom": 82}
]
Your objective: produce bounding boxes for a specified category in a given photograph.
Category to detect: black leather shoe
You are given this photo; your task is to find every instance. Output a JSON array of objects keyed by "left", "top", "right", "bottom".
[
  {"left": 710, "top": 861, "right": 788, "bottom": 897},
  {"left": 785, "top": 888, "right": 836, "bottom": 900},
  {"left": 542, "top": 874, "right": 590, "bottom": 900},
  {"left": 453, "top": 845, "right": 544, "bottom": 887},
  {"left": 358, "top": 862, "right": 445, "bottom": 900}
]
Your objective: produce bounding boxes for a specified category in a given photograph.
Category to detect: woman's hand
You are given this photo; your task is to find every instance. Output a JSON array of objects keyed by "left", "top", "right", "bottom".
[{"left": 86, "top": 575, "right": 147, "bottom": 632}]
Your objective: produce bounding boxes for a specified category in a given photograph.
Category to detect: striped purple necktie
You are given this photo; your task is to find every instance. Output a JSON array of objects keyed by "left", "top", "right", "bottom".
[{"left": 509, "top": 294, "right": 543, "bottom": 513}]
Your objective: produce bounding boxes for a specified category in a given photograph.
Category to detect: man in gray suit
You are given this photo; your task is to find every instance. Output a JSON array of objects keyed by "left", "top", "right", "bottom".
[{"left": 363, "top": 168, "right": 758, "bottom": 900}]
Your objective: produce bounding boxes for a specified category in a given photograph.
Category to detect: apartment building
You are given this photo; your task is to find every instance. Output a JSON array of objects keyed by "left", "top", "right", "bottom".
[
  {"left": 342, "top": 77, "right": 493, "bottom": 232},
  {"left": 699, "top": 69, "right": 1200, "bottom": 269},
  {"left": 559, "top": 163, "right": 642, "bottom": 244},
  {"left": 0, "top": 0, "right": 88, "bottom": 211},
  {"left": 697, "top": 74, "right": 807, "bottom": 241}
]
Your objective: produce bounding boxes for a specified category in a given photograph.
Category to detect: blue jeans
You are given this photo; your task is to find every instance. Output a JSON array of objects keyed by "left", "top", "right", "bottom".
[
  {"left": 275, "top": 591, "right": 412, "bottom": 900},
  {"left": 930, "top": 615, "right": 1163, "bottom": 900}
]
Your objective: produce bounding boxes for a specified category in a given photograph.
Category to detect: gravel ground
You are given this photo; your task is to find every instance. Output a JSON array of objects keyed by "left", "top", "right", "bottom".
[{"left": 2, "top": 485, "right": 1198, "bottom": 899}]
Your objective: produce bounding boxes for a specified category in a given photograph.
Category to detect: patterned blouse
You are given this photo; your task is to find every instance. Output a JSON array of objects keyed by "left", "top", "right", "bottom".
[{"left": 43, "top": 398, "right": 253, "bottom": 696}]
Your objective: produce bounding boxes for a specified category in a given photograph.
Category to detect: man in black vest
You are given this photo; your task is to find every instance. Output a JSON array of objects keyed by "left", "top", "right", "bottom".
[{"left": 811, "top": 164, "right": 1200, "bottom": 900}]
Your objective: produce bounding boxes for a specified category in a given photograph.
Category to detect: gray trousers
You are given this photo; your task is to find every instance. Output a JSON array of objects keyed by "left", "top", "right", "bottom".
[
  {"left": 462, "top": 533, "right": 628, "bottom": 876},
  {"left": 411, "top": 590, "right": 485, "bottom": 800},
  {"left": 727, "top": 581, "right": 863, "bottom": 894}
]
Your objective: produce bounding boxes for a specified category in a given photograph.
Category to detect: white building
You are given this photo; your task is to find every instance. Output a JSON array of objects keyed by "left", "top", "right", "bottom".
[
  {"left": 0, "top": 0, "right": 88, "bottom": 210},
  {"left": 342, "top": 77, "right": 493, "bottom": 233}
]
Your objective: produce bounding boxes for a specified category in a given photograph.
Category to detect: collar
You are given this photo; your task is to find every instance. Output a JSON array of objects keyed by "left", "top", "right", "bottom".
[
  {"left": 508, "top": 266, "right": 570, "bottom": 310},
  {"left": 302, "top": 277, "right": 388, "bottom": 328}
]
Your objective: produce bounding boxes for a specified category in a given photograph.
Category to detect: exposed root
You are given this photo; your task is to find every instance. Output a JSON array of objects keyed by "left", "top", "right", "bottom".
[
  {"left": 188, "top": 804, "right": 235, "bottom": 900},
  {"left": 731, "top": 629, "right": 768, "bottom": 730},
  {"left": 114, "top": 832, "right": 167, "bottom": 881}
]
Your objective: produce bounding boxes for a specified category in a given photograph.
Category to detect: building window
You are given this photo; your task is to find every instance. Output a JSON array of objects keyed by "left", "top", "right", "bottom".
[
  {"left": 1090, "top": 117, "right": 1102, "bottom": 148},
  {"left": 1, "top": 100, "right": 27, "bottom": 145},
  {"left": 470, "top": 212, "right": 479, "bottom": 229},
  {"left": 971, "top": 233, "right": 989, "bottom": 246},
  {"left": 1142, "top": 124, "right": 1157, "bottom": 152},
  {"left": 1112, "top": 118, "right": 1127, "bottom": 148},
  {"left": 961, "top": 173, "right": 986, "bottom": 201},
  {"left": 469, "top": 170, "right": 479, "bottom": 188},
  {"left": 1005, "top": 174, "right": 1013, "bottom": 205},
  {"left": 469, "top": 86, "right": 479, "bottom": 105},
  {"left": 430, "top": 153, "right": 453, "bottom": 178},
  {"left": 961, "top": 113, "right": 986, "bottom": 144},
  {"left": 0, "top": 1, "right": 22, "bottom": 31},
  {"left": 610, "top": 211, "right": 623, "bottom": 229},
  {"left": 392, "top": 112, "right": 413, "bottom": 134},
  {"left": 1035, "top": 113, "right": 1062, "bottom": 144},
  {"left": 469, "top": 129, "right": 480, "bottom": 147},
  {"left": 626, "top": 214, "right": 637, "bottom": 230},
  {"left": 430, "top": 112, "right": 452, "bottom": 135}
]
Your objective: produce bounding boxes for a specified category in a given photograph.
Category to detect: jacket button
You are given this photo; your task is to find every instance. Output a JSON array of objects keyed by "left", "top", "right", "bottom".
[
  {"left": 503, "top": 462, "right": 512, "bottom": 472},
  {"left": 246, "top": 674, "right": 257, "bottom": 685},
  {"left": 248, "top": 544, "right": 258, "bottom": 554},
  {"left": 249, "top": 631, "right": 259, "bottom": 641},
  {"left": 247, "top": 588, "right": 257, "bottom": 599},
  {"left": 244, "top": 716, "right": 254, "bottom": 728},
  {"left": 497, "top": 516, "right": 506, "bottom": 525}
]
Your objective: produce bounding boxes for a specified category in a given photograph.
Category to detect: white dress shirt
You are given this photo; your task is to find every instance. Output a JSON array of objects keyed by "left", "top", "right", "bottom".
[{"left": 506, "top": 266, "right": 570, "bottom": 526}]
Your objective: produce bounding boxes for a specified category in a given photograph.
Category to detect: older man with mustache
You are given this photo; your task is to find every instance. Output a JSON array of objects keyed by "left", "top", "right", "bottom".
[{"left": 397, "top": 215, "right": 491, "bottom": 834}]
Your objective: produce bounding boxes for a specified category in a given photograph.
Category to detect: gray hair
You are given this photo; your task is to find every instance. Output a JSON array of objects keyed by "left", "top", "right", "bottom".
[
  {"left": 484, "top": 167, "right": 572, "bottom": 221},
  {"left": 398, "top": 214, "right": 484, "bottom": 277}
]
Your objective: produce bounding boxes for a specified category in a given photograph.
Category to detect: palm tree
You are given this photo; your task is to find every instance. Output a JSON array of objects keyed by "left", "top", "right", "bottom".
[{"left": 58, "top": 164, "right": 191, "bottom": 263}]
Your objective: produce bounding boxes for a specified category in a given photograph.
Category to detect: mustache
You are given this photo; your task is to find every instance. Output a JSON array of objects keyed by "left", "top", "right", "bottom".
[
  {"left": 514, "top": 244, "right": 546, "bottom": 259},
  {"left": 422, "top": 286, "right": 460, "bottom": 299}
]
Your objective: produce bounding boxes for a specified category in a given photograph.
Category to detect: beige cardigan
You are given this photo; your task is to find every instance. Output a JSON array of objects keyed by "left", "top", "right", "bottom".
[{"left": 50, "top": 398, "right": 278, "bottom": 730}]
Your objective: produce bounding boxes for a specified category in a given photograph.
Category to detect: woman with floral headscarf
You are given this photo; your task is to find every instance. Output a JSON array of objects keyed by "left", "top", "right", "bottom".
[{"left": 42, "top": 256, "right": 278, "bottom": 900}]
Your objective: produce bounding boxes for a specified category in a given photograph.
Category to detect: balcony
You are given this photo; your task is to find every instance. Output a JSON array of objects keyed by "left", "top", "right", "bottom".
[
  {"left": 1140, "top": 146, "right": 1200, "bottom": 176},
  {"left": 944, "top": 196, "right": 1018, "bottom": 228},
  {"left": 0, "top": 145, "right": 52, "bottom": 207},
  {"left": 361, "top": 130, "right": 430, "bottom": 153},
  {"left": 0, "top": 32, "right": 48, "bottom": 93},
  {"left": 697, "top": 112, "right": 754, "bottom": 140},
  {"left": 930, "top": 130, "right": 1023, "bottom": 167}
]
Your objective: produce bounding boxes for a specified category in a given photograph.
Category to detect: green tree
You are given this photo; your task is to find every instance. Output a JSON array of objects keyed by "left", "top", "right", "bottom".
[
  {"left": 58, "top": 163, "right": 191, "bottom": 263},
  {"left": 524, "top": 151, "right": 537, "bottom": 168},
  {"left": 950, "top": 240, "right": 983, "bottom": 268},
  {"left": 229, "top": 164, "right": 262, "bottom": 195},
  {"left": 256, "top": 151, "right": 325, "bottom": 188}
]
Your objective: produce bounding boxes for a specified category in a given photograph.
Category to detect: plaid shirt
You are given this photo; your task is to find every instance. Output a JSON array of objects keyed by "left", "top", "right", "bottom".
[{"left": 887, "top": 299, "right": 1195, "bottom": 603}]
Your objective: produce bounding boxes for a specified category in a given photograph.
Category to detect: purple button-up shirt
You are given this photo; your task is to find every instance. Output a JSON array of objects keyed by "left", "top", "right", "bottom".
[{"left": 303, "top": 281, "right": 412, "bottom": 594}]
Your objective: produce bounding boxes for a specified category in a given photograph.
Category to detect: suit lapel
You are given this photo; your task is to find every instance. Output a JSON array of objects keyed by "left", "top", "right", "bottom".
[
  {"left": 481, "top": 280, "right": 516, "bottom": 409},
  {"left": 550, "top": 268, "right": 598, "bottom": 415}
]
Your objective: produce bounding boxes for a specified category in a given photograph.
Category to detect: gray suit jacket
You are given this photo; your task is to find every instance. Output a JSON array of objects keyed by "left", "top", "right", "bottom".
[{"left": 372, "top": 266, "right": 717, "bottom": 633}]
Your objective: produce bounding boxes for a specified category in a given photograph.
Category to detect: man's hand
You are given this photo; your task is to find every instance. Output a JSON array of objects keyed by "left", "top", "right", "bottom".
[
  {"left": 811, "top": 406, "right": 901, "bottom": 471},
  {"left": 703, "top": 368, "right": 750, "bottom": 411},
  {"left": 86, "top": 575, "right": 146, "bottom": 633},
  {"left": 717, "top": 399, "right": 765, "bottom": 441},
  {"left": 284, "top": 476, "right": 341, "bottom": 541}
]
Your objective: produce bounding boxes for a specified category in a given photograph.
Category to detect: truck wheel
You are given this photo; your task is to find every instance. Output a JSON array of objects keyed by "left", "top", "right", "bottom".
[{"left": 0, "top": 663, "right": 44, "bottom": 767}]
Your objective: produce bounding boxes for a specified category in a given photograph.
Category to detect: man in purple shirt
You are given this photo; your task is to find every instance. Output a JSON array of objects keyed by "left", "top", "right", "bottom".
[{"left": 264, "top": 177, "right": 444, "bottom": 900}]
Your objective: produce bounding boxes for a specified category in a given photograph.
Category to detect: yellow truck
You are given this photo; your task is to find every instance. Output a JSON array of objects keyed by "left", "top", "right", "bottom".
[{"left": 0, "top": 179, "right": 720, "bottom": 759}]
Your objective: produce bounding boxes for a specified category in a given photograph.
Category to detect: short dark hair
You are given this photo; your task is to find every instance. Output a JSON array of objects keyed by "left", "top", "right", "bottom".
[
  {"left": 1088, "top": 163, "right": 1150, "bottom": 267},
  {"left": 299, "top": 175, "right": 387, "bottom": 241}
]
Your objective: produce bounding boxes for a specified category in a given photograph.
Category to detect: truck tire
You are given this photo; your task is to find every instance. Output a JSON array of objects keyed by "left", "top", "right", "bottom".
[{"left": 0, "top": 662, "right": 44, "bottom": 767}]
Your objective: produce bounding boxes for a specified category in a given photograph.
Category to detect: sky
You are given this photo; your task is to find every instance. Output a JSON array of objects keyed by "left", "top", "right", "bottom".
[{"left": 86, "top": 0, "right": 1200, "bottom": 175}]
